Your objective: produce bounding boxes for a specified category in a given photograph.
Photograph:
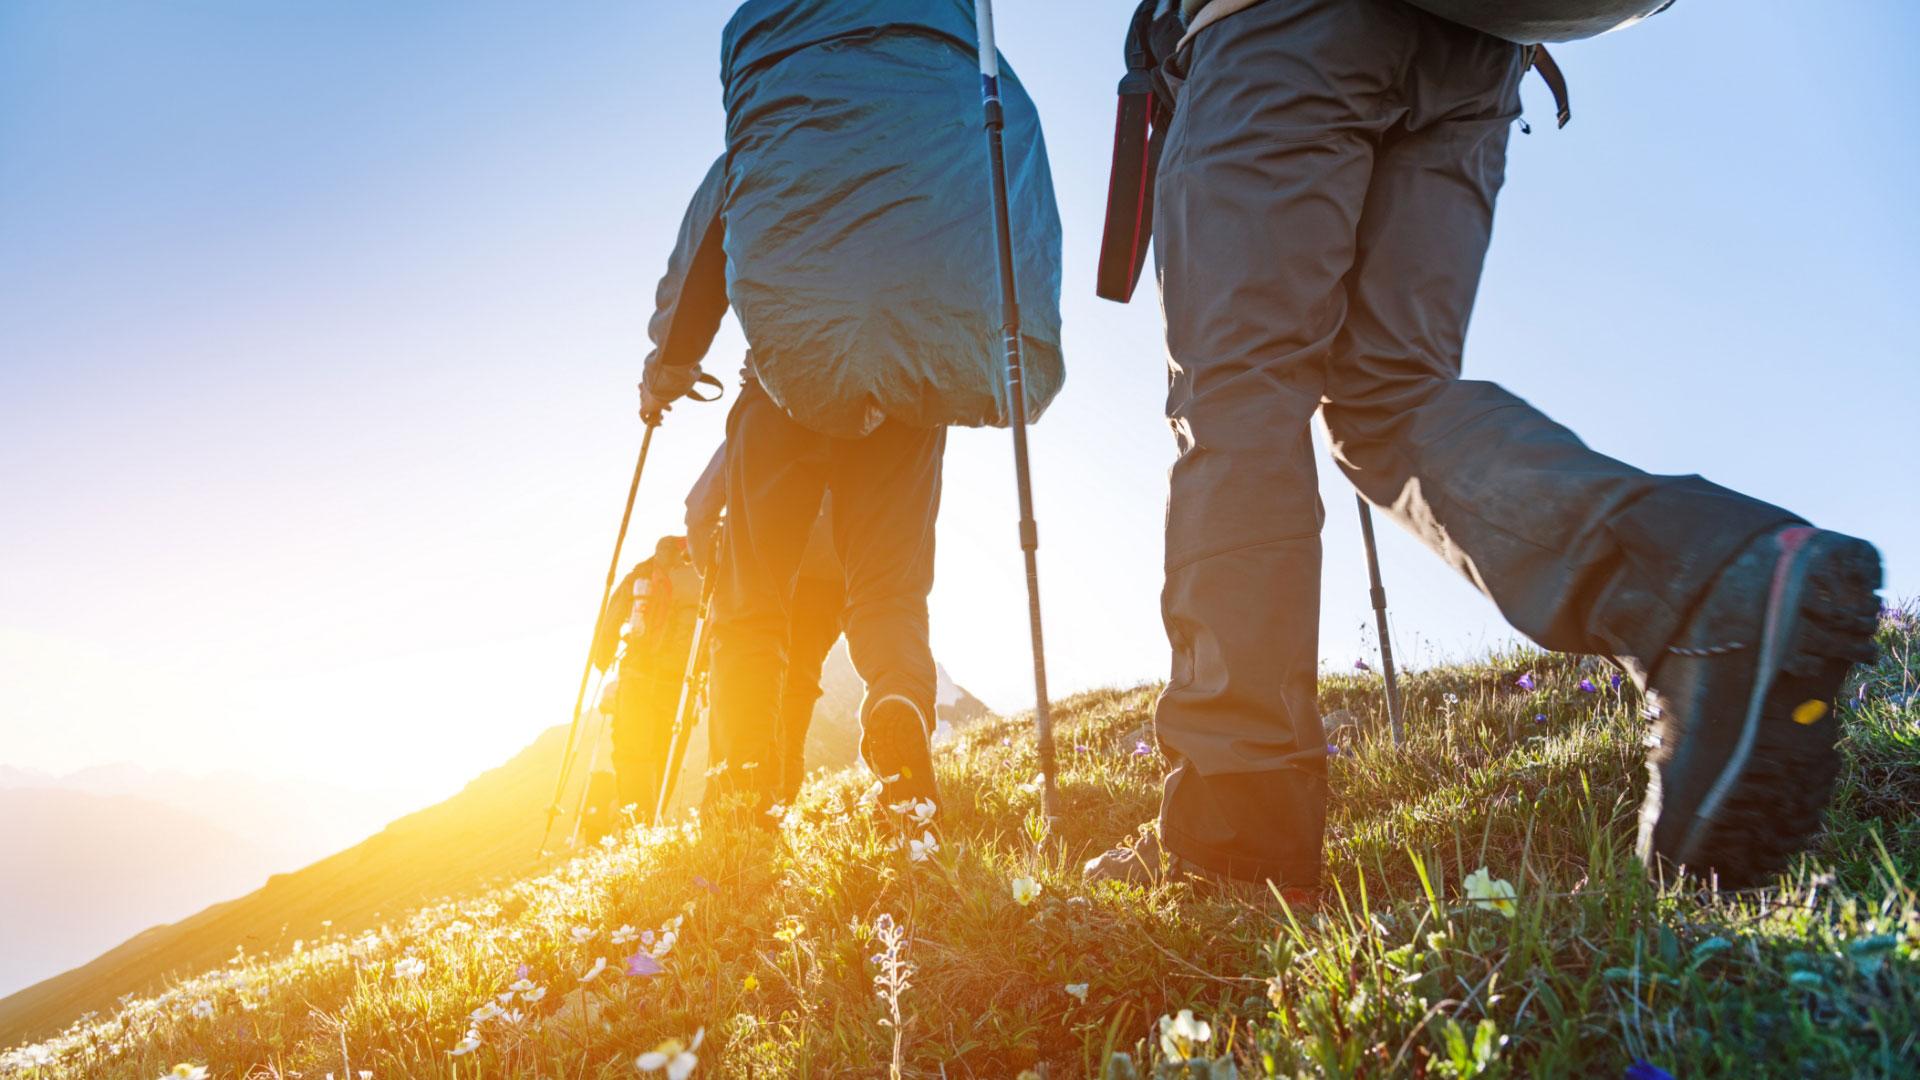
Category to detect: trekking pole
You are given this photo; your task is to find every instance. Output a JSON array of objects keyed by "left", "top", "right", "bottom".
[
  {"left": 1356, "top": 496, "right": 1405, "bottom": 746},
  {"left": 565, "top": 673, "right": 614, "bottom": 849},
  {"left": 651, "top": 577, "right": 717, "bottom": 825},
  {"left": 538, "top": 421, "right": 658, "bottom": 856},
  {"left": 974, "top": 0, "right": 1059, "bottom": 826}
]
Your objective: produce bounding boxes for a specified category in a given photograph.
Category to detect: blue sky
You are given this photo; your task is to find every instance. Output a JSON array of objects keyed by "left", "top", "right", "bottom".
[{"left": 2, "top": 1, "right": 1915, "bottom": 803}]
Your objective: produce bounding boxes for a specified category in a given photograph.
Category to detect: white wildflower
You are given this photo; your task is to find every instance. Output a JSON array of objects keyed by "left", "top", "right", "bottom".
[
  {"left": 1158, "top": 1009, "right": 1213, "bottom": 1063},
  {"left": 392, "top": 956, "right": 427, "bottom": 979},
  {"left": 450, "top": 1029, "right": 482, "bottom": 1056},
  {"left": 635, "top": 1028, "right": 704, "bottom": 1080},
  {"left": 1065, "top": 983, "right": 1089, "bottom": 1003},
  {"left": 579, "top": 956, "right": 608, "bottom": 982},
  {"left": 907, "top": 830, "right": 939, "bottom": 863},
  {"left": 1010, "top": 876, "right": 1041, "bottom": 906},
  {"left": 1463, "top": 867, "right": 1518, "bottom": 919},
  {"left": 611, "top": 925, "right": 639, "bottom": 945}
]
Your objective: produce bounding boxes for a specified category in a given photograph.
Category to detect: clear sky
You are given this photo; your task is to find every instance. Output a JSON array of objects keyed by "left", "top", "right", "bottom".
[{"left": 2, "top": 1, "right": 1915, "bottom": 810}]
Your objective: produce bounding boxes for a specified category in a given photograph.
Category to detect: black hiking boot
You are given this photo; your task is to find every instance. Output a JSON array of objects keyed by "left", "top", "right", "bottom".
[
  {"left": 1084, "top": 828, "right": 1321, "bottom": 909},
  {"left": 860, "top": 694, "right": 940, "bottom": 816},
  {"left": 1638, "top": 526, "right": 1882, "bottom": 888}
]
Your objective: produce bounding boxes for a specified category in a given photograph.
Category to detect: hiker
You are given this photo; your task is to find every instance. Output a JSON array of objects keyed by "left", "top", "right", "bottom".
[
  {"left": 639, "top": 0, "right": 1063, "bottom": 815},
  {"left": 1087, "top": 0, "right": 1882, "bottom": 894},
  {"left": 591, "top": 535, "right": 703, "bottom": 816},
  {"left": 685, "top": 441, "right": 848, "bottom": 804}
]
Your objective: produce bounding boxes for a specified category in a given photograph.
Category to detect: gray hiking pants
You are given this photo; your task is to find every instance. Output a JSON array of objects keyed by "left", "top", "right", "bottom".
[
  {"left": 1153, "top": 0, "right": 1798, "bottom": 885},
  {"left": 709, "top": 380, "right": 943, "bottom": 807}
]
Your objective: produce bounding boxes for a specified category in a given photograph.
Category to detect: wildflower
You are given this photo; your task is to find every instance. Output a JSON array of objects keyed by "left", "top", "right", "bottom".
[
  {"left": 1354, "top": 658, "right": 1372, "bottom": 672},
  {"left": 392, "top": 956, "right": 427, "bottom": 979},
  {"left": 189, "top": 998, "right": 214, "bottom": 1019},
  {"left": 1444, "top": 692, "right": 1459, "bottom": 704},
  {"left": 470, "top": 1003, "right": 505, "bottom": 1024},
  {"left": 1463, "top": 867, "right": 1518, "bottom": 919},
  {"left": 1074, "top": 743, "right": 1091, "bottom": 752},
  {"left": 1515, "top": 673, "right": 1536, "bottom": 692},
  {"left": 907, "top": 830, "right": 940, "bottom": 863},
  {"left": 1010, "top": 875, "right": 1041, "bottom": 906},
  {"left": 1018, "top": 773, "right": 1044, "bottom": 795},
  {"left": 570, "top": 926, "right": 596, "bottom": 944},
  {"left": 1325, "top": 743, "right": 1341, "bottom": 756},
  {"left": 742, "top": 974, "right": 759, "bottom": 992},
  {"left": 164, "top": 1067, "right": 210, "bottom": 1080},
  {"left": 508, "top": 977, "right": 536, "bottom": 995},
  {"left": 1133, "top": 739, "right": 1152, "bottom": 756},
  {"left": 1578, "top": 678, "right": 1598, "bottom": 694},
  {"left": 521, "top": 985, "right": 548, "bottom": 1004},
  {"left": 626, "top": 950, "right": 664, "bottom": 977},
  {"left": 1158, "top": 1010, "right": 1212, "bottom": 1063},
  {"left": 1534, "top": 714, "right": 1547, "bottom": 724},
  {"left": 692, "top": 874, "right": 718, "bottom": 894},
  {"left": 636, "top": 1028, "right": 704, "bottom": 1080},
  {"left": 1064, "top": 982, "right": 1089, "bottom": 1003},
  {"left": 515, "top": 963, "right": 530, "bottom": 979},
  {"left": 450, "top": 1029, "right": 482, "bottom": 1056},
  {"left": 773, "top": 918, "right": 805, "bottom": 944},
  {"left": 579, "top": 956, "right": 608, "bottom": 982},
  {"left": 1611, "top": 673, "right": 1624, "bottom": 690},
  {"left": 766, "top": 802, "right": 788, "bottom": 820},
  {"left": 612, "top": 925, "right": 639, "bottom": 945}
]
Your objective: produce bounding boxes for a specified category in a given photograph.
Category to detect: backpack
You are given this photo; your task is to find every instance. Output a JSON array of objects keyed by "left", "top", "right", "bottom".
[
  {"left": 720, "top": 0, "right": 1065, "bottom": 438},
  {"left": 1399, "top": 0, "right": 1675, "bottom": 43}
]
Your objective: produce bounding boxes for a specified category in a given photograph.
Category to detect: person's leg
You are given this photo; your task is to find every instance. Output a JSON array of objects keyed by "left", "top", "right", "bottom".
[
  {"left": 827, "top": 418, "right": 944, "bottom": 803},
  {"left": 1321, "top": 18, "right": 1798, "bottom": 672},
  {"left": 709, "top": 381, "right": 829, "bottom": 806},
  {"left": 1129, "top": 0, "right": 1419, "bottom": 888},
  {"left": 775, "top": 571, "right": 846, "bottom": 802},
  {"left": 1323, "top": 11, "right": 1880, "bottom": 886}
]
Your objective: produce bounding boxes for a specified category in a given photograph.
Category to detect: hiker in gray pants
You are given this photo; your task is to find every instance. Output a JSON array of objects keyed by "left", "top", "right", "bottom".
[{"left": 1086, "top": 0, "right": 1882, "bottom": 894}]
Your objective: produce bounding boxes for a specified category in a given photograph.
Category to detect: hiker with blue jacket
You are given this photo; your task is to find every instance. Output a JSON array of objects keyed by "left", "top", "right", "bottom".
[
  {"left": 1086, "top": 0, "right": 1882, "bottom": 896},
  {"left": 640, "top": 0, "right": 1064, "bottom": 815}
]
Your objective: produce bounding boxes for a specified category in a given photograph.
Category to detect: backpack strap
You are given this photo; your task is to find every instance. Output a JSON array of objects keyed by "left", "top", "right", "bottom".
[{"left": 1527, "top": 44, "right": 1571, "bottom": 128}]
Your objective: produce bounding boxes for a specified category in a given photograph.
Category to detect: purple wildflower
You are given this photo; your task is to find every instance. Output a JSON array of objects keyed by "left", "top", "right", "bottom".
[
  {"left": 1534, "top": 714, "right": 1547, "bottom": 724},
  {"left": 1074, "top": 744, "right": 1092, "bottom": 753},
  {"left": 1611, "top": 673, "right": 1624, "bottom": 690},
  {"left": 1625, "top": 1062, "right": 1675, "bottom": 1080},
  {"left": 625, "top": 950, "right": 664, "bottom": 978},
  {"left": 1325, "top": 743, "right": 1341, "bottom": 757},
  {"left": 1354, "top": 659, "right": 1372, "bottom": 673},
  {"left": 1515, "top": 673, "right": 1537, "bottom": 692},
  {"left": 515, "top": 963, "right": 530, "bottom": 980},
  {"left": 1133, "top": 739, "right": 1152, "bottom": 756},
  {"left": 692, "top": 874, "right": 718, "bottom": 895},
  {"left": 1578, "top": 679, "right": 1598, "bottom": 694}
]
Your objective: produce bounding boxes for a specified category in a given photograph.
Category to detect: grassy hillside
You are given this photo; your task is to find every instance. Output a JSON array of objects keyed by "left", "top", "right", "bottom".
[{"left": 3, "top": 615, "right": 1916, "bottom": 1078}]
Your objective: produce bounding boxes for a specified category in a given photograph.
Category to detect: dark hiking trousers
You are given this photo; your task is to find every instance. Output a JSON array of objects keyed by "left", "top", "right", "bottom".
[
  {"left": 709, "top": 379, "right": 943, "bottom": 806},
  {"left": 776, "top": 571, "right": 847, "bottom": 802},
  {"left": 611, "top": 653, "right": 684, "bottom": 816},
  {"left": 1152, "top": 0, "right": 1798, "bottom": 885}
]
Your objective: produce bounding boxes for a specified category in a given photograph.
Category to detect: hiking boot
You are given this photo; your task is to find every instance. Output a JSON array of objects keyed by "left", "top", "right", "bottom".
[
  {"left": 1638, "top": 526, "right": 1881, "bottom": 888},
  {"left": 1084, "top": 829, "right": 1320, "bottom": 908},
  {"left": 860, "top": 694, "right": 940, "bottom": 813}
]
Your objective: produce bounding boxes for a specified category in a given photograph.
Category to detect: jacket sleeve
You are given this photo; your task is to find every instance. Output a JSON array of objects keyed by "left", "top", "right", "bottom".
[{"left": 642, "top": 156, "right": 731, "bottom": 397}]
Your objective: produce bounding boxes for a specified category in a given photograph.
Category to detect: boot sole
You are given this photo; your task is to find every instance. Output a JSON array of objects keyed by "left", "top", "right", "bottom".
[
  {"left": 1671, "top": 529, "right": 1882, "bottom": 884},
  {"left": 862, "top": 696, "right": 938, "bottom": 809}
]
